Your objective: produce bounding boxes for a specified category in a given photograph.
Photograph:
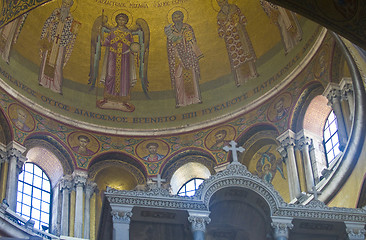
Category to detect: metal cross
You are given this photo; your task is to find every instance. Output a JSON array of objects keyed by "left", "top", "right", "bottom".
[
  {"left": 223, "top": 140, "right": 245, "bottom": 163},
  {"left": 151, "top": 174, "right": 166, "bottom": 188},
  {"left": 309, "top": 185, "right": 322, "bottom": 201}
]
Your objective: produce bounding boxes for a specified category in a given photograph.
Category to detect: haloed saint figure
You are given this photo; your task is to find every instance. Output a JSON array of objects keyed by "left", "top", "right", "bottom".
[
  {"left": 94, "top": 12, "right": 149, "bottom": 112},
  {"left": 165, "top": 10, "right": 203, "bottom": 108},
  {"left": 39, "top": 0, "right": 81, "bottom": 94},
  {"left": 216, "top": 0, "right": 258, "bottom": 86}
]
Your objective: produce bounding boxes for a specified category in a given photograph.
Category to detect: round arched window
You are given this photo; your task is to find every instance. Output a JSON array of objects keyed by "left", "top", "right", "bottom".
[
  {"left": 323, "top": 111, "right": 341, "bottom": 166},
  {"left": 17, "top": 163, "right": 51, "bottom": 230},
  {"left": 177, "top": 178, "right": 204, "bottom": 197}
]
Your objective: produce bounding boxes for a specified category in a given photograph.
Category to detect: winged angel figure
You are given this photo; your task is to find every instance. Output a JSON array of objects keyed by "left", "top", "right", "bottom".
[
  {"left": 89, "top": 12, "right": 150, "bottom": 112},
  {"left": 255, "top": 146, "right": 286, "bottom": 184}
]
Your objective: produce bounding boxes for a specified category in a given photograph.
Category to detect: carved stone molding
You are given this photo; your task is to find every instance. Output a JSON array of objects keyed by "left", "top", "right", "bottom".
[
  {"left": 104, "top": 162, "right": 366, "bottom": 224},
  {"left": 188, "top": 215, "right": 211, "bottom": 232}
]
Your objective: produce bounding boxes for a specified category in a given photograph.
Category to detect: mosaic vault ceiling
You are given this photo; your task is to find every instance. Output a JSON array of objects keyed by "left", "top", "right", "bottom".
[{"left": 0, "top": 0, "right": 323, "bottom": 132}]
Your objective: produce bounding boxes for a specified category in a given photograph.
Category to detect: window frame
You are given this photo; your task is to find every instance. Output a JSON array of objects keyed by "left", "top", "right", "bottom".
[
  {"left": 177, "top": 178, "right": 204, "bottom": 197},
  {"left": 16, "top": 162, "right": 52, "bottom": 231},
  {"left": 323, "top": 110, "right": 341, "bottom": 167}
]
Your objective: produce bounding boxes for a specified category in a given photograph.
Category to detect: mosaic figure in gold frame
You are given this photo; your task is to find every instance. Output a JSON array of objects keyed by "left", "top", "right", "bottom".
[
  {"left": 165, "top": 10, "right": 203, "bottom": 108},
  {"left": 39, "top": 0, "right": 81, "bottom": 94},
  {"left": 216, "top": 0, "right": 258, "bottom": 86}
]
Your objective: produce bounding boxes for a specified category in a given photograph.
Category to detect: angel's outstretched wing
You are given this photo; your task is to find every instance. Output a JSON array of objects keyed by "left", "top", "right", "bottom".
[
  {"left": 132, "top": 18, "right": 150, "bottom": 99},
  {"left": 88, "top": 15, "right": 110, "bottom": 90}
]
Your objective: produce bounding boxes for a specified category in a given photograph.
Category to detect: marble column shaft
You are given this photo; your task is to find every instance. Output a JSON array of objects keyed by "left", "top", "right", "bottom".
[
  {"left": 112, "top": 210, "right": 133, "bottom": 240},
  {"left": 60, "top": 176, "right": 72, "bottom": 236},
  {"left": 84, "top": 181, "right": 97, "bottom": 239},
  {"left": 74, "top": 174, "right": 87, "bottom": 238},
  {"left": 296, "top": 132, "right": 315, "bottom": 192},
  {"left": 277, "top": 130, "right": 301, "bottom": 200},
  {"left": 6, "top": 147, "right": 25, "bottom": 211}
]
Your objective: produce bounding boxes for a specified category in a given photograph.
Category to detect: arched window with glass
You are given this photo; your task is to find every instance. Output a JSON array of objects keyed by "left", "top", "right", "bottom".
[
  {"left": 323, "top": 110, "right": 341, "bottom": 166},
  {"left": 177, "top": 178, "right": 204, "bottom": 197},
  {"left": 16, "top": 163, "right": 51, "bottom": 230}
]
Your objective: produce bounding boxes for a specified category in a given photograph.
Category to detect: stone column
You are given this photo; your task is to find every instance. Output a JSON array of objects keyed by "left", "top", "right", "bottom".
[
  {"left": 271, "top": 217, "right": 293, "bottom": 240},
  {"left": 73, "top": 171, "right": 87, "bottom": 238},
  {"left": 323, "top": 83, "right": 348, "bottom": 150},
  {"left": 188, "top": 211, "right": 211, "bottom": 240},
  {"left": 340, "top": 78, "right": 354, "bottom": 121},
  {"left": 83, "top": 181, "right": 97, "bottom": 239},
  {"left": 296, "top": 130, "right": 315, "bottom": 192},
  {"left": 0, "top": 143, "right": 6, "bottom": 178},
  {"left": 277, "top": 130, "right": 301, "bottom": 200},
  {"left": 51, "top": 182, "right": 62, "bottom": 235},
  {"left": 111, "top": 206, "right": 133, "bottom": 240},
  {"left": 60, "top": 175, "right": 73, "bottom": 236},
  {"left": 5, "top": 142, "right": 26, "bottom": 211},
  {"left": 345, "top": 222, "right": 366, "bottom": 240}
]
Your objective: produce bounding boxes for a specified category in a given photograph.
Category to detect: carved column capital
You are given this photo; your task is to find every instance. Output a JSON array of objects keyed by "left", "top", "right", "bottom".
[
  {"left": 323, "top": 83, "right": 342, "bottom": 105},
  {"left": 340, "top": 78, "right": 353, "bottom": 99},
  {"left": 60, "top": 175, "right": 73, "bottom": 191},
  {"left": 72, "top": 171, "right": 87, "bottom": 188},
  {"left": 0, "top": 143, "right": 6, "bottom": 163},
  {"left": 345, "top": 222, "right": 366, "bottom": 240},
  {"left": 271, "top": 218, "right": 294, "bottom": 240},
  {"left": 85, "top": 181, "right": 98, "bottom": 198},
  {"left": 277, "top": 130, "right": 296, "bottom": 149},
  {"left": 112, "top": 210, "right": 133, "bottom": 224},
  {"left": 188, "top": 216, "right": 211, "bottom": 232},
  {"left": 296, "top": 130, "right": 313, "bottom": 151}
]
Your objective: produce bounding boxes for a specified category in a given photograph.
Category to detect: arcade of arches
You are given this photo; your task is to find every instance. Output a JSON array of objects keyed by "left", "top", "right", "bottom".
[{"left": 0, "top": 0, "right": 365, "bottom": 239}]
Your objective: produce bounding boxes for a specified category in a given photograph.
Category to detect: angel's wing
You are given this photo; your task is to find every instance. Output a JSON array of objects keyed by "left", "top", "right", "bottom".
[
  {"left": 88, "top": 15, "right": 110, "bottom": 89},
  {"left": 132, "top": 18, "right": 150, "bottom": 99}
]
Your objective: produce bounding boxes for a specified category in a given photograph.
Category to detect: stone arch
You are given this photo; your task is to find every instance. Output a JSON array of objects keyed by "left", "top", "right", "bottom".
[
  {"left": 24, "top": 133, "right": 74, "bottom": 177},
  {"left": 160, "top": 148, "right": 216, "bottom": 181},
  {"left": 196, "top": 163, "right": 285, "bottom": 216},
  {"left": 290, "top": 82, "right": 325, "bottom": 132},
  {"left": 88, "top": 152, "right": 147, "bottom": 191}
]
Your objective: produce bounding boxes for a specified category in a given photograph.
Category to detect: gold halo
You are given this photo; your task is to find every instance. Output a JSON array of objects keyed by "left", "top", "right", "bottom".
[
  {"left": 211, "top": 0, "right": 238, "bottom": 12},
  {"left": 111, "top": 9, "right": 133, "bottom": 28},
  {"left": 58, "top": 0, "right": 78, "bottom": 12},
  {"left": 167, "top": 7, "right": 189, "bottom": 24}
]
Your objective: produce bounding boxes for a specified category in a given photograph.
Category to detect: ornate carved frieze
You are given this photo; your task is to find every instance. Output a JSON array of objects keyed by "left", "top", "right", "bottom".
[{"left": 104, "top": 162, "right": 366, "bottom": 224}]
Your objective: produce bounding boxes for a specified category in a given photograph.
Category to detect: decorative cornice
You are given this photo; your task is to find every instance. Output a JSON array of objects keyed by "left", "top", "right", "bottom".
[
  {"left": 104, "top": 162, "right": 366, "bottom": 224},
  {"left": 105, "top": 186, "right": 207, "bottom": 211}
]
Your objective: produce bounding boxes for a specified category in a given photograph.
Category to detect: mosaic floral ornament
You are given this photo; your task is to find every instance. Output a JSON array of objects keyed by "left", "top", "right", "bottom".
[{"left": 0, "top": 0, "right": 50, "bottom": 28}]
